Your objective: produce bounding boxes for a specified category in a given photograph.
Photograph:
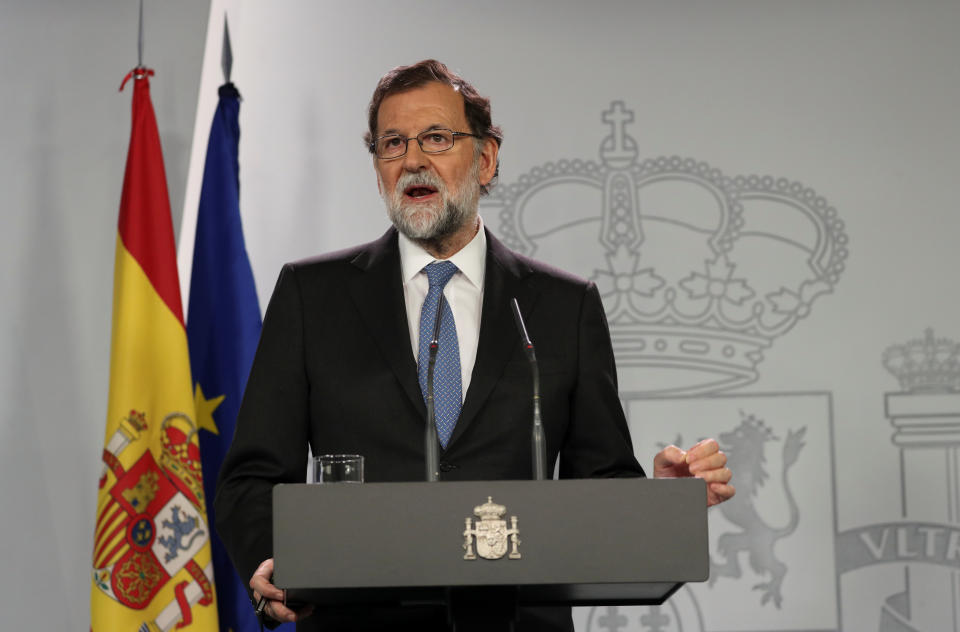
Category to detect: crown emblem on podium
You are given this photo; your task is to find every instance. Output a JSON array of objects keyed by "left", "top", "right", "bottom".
[
  {"left": 473, "top": 496, "right": 507, "bottom": 520},
  {"left": 883, "top": 328, "right": 960, "bottom": 393},
  {"left": 484, "top": 102, "right": 848, "bottom": 395}
]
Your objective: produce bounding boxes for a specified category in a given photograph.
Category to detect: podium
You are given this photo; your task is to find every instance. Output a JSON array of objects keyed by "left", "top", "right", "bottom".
[{"left": 273, "top": 478, "right": 707, "bottom": 628}]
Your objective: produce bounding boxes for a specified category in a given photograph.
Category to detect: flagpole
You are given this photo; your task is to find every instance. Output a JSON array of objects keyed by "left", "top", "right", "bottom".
[{"left": 137, "top": 0, "right": 144, "bottom": 68}]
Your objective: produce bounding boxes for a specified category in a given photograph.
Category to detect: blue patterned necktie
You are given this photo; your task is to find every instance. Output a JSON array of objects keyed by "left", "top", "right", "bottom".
[{"left": 417, "top": 261, "right": 462, "bottom": 449}]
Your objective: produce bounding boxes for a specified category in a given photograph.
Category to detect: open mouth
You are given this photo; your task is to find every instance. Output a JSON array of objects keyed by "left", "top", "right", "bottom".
[{"left": 404, "top": 185, "right": 438, "bottom": 200}]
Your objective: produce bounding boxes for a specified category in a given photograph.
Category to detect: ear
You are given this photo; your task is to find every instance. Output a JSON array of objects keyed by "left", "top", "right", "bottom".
[{"left": 476, "top": 137, "right": 499, "bottom": 187}]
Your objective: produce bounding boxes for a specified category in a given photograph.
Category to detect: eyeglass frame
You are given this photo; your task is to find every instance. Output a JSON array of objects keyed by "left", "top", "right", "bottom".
[{"left": 369, "top": 127, "right": 481, "bottom": 160}]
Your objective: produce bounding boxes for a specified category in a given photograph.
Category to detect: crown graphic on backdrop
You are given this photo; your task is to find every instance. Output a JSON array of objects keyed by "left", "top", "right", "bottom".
[
  {"left": 883, "top": 328, "right": 960, "bottom": 393},
  {"left": 483, "top": 102, "right": 848, "bottom": 395}
]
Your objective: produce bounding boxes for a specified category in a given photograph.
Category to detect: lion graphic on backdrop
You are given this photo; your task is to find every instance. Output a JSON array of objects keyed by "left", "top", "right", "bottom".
[{"left": 709, "top": 413, "right": 806, "bottom": 608}]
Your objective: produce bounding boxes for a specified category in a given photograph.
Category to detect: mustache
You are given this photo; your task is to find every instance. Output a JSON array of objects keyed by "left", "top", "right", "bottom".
[{"left": 393, "top": 171, "right": 447, "bottom": 196}]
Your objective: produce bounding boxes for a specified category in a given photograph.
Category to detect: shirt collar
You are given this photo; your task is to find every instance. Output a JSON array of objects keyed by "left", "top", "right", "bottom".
[{"left": 398, "top": 216, "right": 487, "bottom": 290}]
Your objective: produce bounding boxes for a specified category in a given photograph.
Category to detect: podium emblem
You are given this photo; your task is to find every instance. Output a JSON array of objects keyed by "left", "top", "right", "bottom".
[{"left": 463, "top": 496, "right": 521, "bottom": 560}]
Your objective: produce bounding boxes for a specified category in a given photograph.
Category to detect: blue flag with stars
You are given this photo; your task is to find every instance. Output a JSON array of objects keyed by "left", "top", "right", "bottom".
[{"left": 186, "top": 82, "right": 291, "bottom": 632}]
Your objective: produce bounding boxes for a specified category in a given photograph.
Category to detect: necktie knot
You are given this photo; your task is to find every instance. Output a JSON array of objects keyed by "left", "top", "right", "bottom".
[{"left": 424, "top": 261, "right": 458, "bottom": 289}]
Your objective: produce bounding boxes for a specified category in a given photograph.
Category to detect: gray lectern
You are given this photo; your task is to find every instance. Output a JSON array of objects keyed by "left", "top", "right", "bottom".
[{"left": 273, "top": 479, "right": 707, "bottom": 629}]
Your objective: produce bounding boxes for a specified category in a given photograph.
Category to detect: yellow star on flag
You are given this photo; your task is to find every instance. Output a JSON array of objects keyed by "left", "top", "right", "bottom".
[{"left": 194, "top": 383, "right": 225, "bottom": 435}]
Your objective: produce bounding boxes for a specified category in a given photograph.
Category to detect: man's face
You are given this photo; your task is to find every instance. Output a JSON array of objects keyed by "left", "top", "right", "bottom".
[{"left": 374, "top": 82, "right": 497, "bottom": 241}]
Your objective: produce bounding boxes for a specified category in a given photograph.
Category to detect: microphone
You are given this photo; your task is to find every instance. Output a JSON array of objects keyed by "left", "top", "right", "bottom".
[
  {"left": 424, "top": 293, "right": 445, "bottom": 482},
  {"left": 510, "top": 298, "right": 547, "bottom": 481}
]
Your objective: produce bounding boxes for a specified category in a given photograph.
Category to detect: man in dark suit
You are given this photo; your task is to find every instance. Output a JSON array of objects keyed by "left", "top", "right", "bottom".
[{"left": 215, "top": 59, "right": 734, "bottom": 631}]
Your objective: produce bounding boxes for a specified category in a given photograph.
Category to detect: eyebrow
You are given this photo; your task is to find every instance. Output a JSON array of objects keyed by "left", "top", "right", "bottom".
[{"left": 379, "top": 124, "right": 448, "bottom": 136}]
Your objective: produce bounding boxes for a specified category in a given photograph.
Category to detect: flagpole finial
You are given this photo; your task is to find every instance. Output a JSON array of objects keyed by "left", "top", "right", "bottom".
[
  {"left": 120, "top": 0, "right": 152, "bottom": 91},
  {"left": 221, "top": 15, "right": 233, "bottom": 83}
]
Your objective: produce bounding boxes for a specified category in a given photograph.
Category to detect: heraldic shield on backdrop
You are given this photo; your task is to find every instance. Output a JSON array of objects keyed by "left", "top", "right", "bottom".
[{"left": 481, "top": 102, "right": 845, "bottom": 631}]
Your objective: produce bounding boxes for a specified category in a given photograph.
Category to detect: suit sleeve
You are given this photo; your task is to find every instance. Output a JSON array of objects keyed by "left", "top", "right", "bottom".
[
  {"left": 214, "top": 264, "right": 311, "bottom": 586},
  {"left": 558, "top": 281, "right": 646, "bottom": 479}
]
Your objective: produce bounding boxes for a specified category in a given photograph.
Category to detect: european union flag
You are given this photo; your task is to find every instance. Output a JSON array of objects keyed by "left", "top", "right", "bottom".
[{"left": 187, "top": 82, "right": 291, "bottom": 632}]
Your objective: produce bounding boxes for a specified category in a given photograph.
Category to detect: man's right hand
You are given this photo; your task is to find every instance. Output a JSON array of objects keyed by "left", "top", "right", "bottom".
[{"left": 250, "top": 558, "right": 314, "bottom": 623}]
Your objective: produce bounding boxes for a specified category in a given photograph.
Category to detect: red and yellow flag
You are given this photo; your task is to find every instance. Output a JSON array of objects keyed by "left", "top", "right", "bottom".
[{"left": 91, "top": 68, "right": 218, "bottom": 632}]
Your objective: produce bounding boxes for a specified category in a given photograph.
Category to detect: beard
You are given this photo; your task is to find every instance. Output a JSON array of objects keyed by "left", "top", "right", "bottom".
[{"left": 381, "top": 165, "right": 480, "bottom": 242}]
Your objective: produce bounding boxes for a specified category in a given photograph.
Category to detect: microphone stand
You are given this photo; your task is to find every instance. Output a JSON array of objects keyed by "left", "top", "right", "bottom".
[
  {"left": 510, "top": 298, "right": 547, "bottom": 481},
  {"left": 424, "top": 294, "right": 446, "bottom": 482}
]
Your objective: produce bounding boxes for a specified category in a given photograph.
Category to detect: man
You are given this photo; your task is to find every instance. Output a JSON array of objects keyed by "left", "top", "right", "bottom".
[{"left": 215, "top": 59, "right": 734, "bottom": 631}]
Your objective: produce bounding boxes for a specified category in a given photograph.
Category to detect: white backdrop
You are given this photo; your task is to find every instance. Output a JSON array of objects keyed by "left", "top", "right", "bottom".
[
  {"left": 154, "top": 1, "right": 960, "bottom": 631},
  {"left": 4, "top": 1, "right": 951, "bottom": 630}
]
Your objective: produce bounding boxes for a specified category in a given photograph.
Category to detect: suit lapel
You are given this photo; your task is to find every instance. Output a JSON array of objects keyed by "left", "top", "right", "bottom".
[
  {"left": 447, "top": 230, "right": 537, "bottom": 448},
  {"left": 347, "top": 228, "right": 426, "bottom": 419}
]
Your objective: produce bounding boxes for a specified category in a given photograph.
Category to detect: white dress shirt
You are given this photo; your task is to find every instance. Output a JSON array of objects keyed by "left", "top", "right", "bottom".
[{"left": 398, "top": 218, "right": 487, "bottom": 400}]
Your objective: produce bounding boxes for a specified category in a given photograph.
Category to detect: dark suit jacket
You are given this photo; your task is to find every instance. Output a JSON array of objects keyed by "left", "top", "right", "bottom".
[{"left": 215, "top": 227, "right": 644, "bottom": 631}]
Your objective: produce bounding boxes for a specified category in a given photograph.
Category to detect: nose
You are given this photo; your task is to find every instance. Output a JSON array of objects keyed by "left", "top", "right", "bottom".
[{"left": 400, "top": 138, "right": 429, "bottom": 172}]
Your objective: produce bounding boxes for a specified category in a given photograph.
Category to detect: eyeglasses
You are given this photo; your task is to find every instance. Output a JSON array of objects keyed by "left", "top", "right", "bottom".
[{"left": 370, "top": 128, "right": 480, "bottom": 159}]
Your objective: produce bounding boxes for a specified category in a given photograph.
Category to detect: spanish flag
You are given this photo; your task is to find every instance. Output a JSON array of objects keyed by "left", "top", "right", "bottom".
[{"left": 91, "top": 68, "right": 218, "bottom": 632}]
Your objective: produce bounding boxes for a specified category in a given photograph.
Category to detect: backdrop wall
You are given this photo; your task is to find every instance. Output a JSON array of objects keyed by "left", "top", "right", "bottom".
[
  {"left": 182, "top": 2, "right": 960, "bottom": 631},
  {"left": 2, "top": 2, "right": 958, "bottom": 631}
]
